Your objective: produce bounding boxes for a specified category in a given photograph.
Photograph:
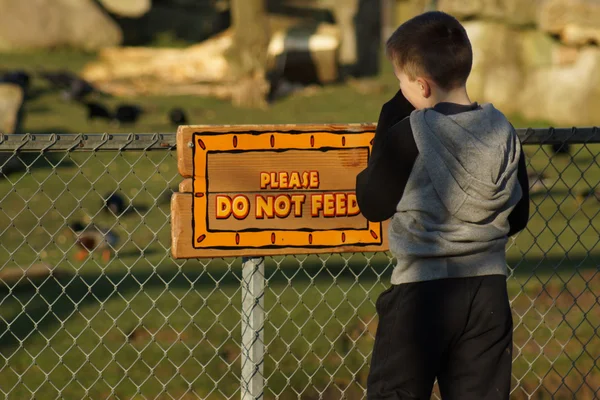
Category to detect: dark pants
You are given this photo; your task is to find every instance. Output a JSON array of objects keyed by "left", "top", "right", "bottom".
[{"left": 367, "top": 275, "right": 513, "bottom": 400}]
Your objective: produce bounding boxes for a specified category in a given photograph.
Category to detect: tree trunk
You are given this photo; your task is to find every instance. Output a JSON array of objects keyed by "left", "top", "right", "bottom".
[{"left": 228, "top": 0, "right": 271, "bottom": 109}]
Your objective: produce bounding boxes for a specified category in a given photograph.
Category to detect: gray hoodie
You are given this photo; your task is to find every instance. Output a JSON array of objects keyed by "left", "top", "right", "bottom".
[{"left": 389, "top": 103, "right": 522, "bottom": 284}]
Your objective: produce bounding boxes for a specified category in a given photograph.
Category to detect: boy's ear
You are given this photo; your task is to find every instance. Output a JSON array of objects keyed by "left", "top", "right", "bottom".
[{"left": 416, "top": 77, "right": 431, "bottom": 99}]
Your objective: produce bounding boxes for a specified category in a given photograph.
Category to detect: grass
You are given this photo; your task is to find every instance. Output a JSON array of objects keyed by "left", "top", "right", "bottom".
[{"left": 0, "top": 49, "right": 599, "bottom": 399}]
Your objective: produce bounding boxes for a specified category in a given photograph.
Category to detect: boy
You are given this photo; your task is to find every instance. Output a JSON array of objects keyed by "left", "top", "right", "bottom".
[{"left": 355, "top": 11, "right": 530, "bottom": 400}]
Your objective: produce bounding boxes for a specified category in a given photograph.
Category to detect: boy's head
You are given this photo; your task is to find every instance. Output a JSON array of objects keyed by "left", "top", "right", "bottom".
[{"left": 386, "top": 11, "right": 473, "bottom": 109}]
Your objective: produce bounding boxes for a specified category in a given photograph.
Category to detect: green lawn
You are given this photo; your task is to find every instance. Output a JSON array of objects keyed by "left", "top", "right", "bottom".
[{"left": 0, "top": 50, "right": 599, "bottom": 399}]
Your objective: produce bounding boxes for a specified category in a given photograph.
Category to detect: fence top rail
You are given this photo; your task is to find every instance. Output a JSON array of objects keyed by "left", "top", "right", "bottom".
[
  {"left": 0, "top": 127, "right": 599, "bottom": 151},
  {"left": 0, "top": 133, "right": 177, "bottom": 152}
]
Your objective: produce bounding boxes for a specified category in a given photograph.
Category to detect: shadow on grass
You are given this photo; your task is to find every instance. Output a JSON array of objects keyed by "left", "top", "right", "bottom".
[{"left": 0, "top": 253, "right": 598, "bottom": 355}]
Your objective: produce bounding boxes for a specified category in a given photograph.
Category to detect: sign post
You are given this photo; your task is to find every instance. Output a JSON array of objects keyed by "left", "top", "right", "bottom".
[
  {"left": 241, "top": 257, "right": 265, "bottom": 400},
  {"left": 171, "top": 123, "right": 388, "bottom": 400}
]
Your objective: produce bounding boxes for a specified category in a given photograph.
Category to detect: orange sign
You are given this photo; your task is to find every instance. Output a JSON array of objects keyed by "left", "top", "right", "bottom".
[{"left": 171, "top": 124, "right": 388, "bottom": 258}]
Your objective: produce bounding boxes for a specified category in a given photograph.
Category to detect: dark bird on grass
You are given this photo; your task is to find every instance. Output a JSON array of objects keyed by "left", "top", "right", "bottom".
[
  {"left": 527, "top": 169, "right": 553, "bottom": 195},
  {"left": 39, "top": 69, "right": 98, "bottom": 101},
  {"left": 68, "top": 221, "right": 119, "bottom": 263},
  {"left": 574, "top": 188, "right": 600, "bottom": 206},
  {"left": 61, "top": 78, "right": 97, "bottom": 102},
  {"left": 551, "top": 143, "right": 570, "bottom": 156},
  {"left": 168, "top": 108, "right": 188, "bottom": 126},
  {"left": 0, "top": 70, "right": 31, "bottom": 94},
  {"left": 84, "top": 101, "right": 112, "bottom": 122},
  {"left": 114, "top": 104, "right": 143, "bottom": 126},
  {"left": 103, "top": 192, "right": 127, "bottom": 215},
  {"left": 39, "top": 70, "right": 79, "bottom": 89}
]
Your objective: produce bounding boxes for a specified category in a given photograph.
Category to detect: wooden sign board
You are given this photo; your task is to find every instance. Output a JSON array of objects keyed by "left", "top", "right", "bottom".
[{"left": 171, "top": 124, "right": 389, "bottom": 258}]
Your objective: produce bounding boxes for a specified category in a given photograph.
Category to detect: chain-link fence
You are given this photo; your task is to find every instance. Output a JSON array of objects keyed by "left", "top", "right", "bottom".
[{"left": 0, "top": 129, "right": 599, "bottom": 400}]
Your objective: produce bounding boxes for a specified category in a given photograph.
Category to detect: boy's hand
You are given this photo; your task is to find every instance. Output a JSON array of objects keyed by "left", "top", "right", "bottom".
[
  {"left": 373, "top": 91, "right": 414, "bottom": 153},
  {"left": 378, "top": 90, "right": 415, "bottom": 135}
]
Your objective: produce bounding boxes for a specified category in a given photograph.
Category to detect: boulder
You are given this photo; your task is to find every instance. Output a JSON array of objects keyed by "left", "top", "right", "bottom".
[
  {"left": 520, "top": 30, "right": 555, "bottom": 69},
  {"left": 519, "top": 47, "right": 600, "bottom": 126},
  {"left": 0, "top": 0, "right": 122, "bottom": 51},
  {"left": 520, "top": 30, "right": 583, "bottom": 69},
  {"left": 538, "top": 0, "right": 600, "bottom": 46},
  {"left": 0, "top": 83, "right": 24, "bottom": 176},
  {"left": 98, "top": 0, "right": 152, "bottom": 18},
  {"left": 0, "top": 84, "right": 24, "bottom": 134},
  {"left": 81, "top": 30, "right": 234, "bottom": 85},
  {"left": 463, "top": 21, "right": 524, "bottom": 114},
  {"left": 437, "top": 0, "right": 544, "bottom": 26}
]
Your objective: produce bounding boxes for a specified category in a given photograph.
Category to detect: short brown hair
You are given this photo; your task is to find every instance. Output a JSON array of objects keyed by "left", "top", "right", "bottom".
[{"left": 386, "top": 11, "right": 472, "bottom": 91}]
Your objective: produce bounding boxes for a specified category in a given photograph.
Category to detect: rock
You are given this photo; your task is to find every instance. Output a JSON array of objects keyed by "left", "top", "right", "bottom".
[
  {"left": 83, "top": 22, "right": 339, "bottom": 95},
  {"left": 0, "top": 83, "right": 24, "bottom": 176},
  {"left": 520, "top": 30, "right": 583, "bottom": 69},
  {"left": 0, "top": 0, "right": 122, "bottom": 51},
  {"left": 482, "top": 65, "right": 523, "bottom": 115},
  {"left": 0, "top": 84, "right": 24, "bottom": 134},
  {"left": 99, "top": 0, "right": 152, "bottom": 18},
  {"left": 552, "top": 45, "right": 581, "bottom": 66},
  {"left": 520, "top": 47, "right": 600, "bottom": 126},
  {"left": 82, "top": 29, "right": 234, "bottom": 84},
  {"left": 538, "top": 0, "right": 600, "bottom": 46},
  {"left": 437, "top": 0, "right": 543, "bottom": 26},
  {"left": 520, "top": 30, "right": 555, "bottom": 69},
  {"left": 463, "top": 21, "right": 524, "bottom": 114}
]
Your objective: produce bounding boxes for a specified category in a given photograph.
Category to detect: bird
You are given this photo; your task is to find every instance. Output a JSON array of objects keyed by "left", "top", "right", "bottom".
[
  {"left": 113, "top": 104, "right": 143, "bottom": 126},
  {"left": 39, "top": 69, "right": 98, "bottom": 101},
  {"left": 68, "top": 221, "right": 119, "bottom": 263},
  {"left": 0, "top": 70, "right": 31, "bottom": 94},
  {"left": 83, "top": 101, "right": 112, "bottom": 122},
  {"left": 527, "top": 169, "right": 553, "bottom": 195},
  {"left": 168, "top": 108, "right": 188, "bottom": 126},
  {"left": 38, "top": 70, "right": 79, "bottom": 90},
  {"left": 574, "top": 188, "right": 600, "bottom": 206},
  {"left": 103, "top": 192, "right": 127, "bottom": 216},
  {"left": 551, "top": 143, "right": 570, "bottom": 156},
  {"left": 61, "top": 78, "right": 96, "bottom": 102}
]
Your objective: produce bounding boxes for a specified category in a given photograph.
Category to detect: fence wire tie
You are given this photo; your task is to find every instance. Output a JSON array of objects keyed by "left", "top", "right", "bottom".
[
  {"left": 567, "top": 126, "right": 578, "bottom": 143},
  {"left": 92, "top": 132, "right": 110, "bottom": 152},
  {"left": 41, "top": 133, "right": 58, "bottom": 153},
  {"left": 14, "top": 133, "right": 32, "bottom": 152},
  {"left": 521, "top": 127, "right": 535, "bottom": 144},
  {"left": 66, "top": 133, "right": 85, "bottom": 152},
  {"left": 147, "top": 133, "right": 161, "bottom": 151},
  {"left": 119, "top": 133, "right": 136, "bottom": 151}
]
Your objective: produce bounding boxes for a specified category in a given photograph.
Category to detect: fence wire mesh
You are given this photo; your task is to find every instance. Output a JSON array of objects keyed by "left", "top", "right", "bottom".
[{"left": 0, "top": 130, "right": 599, "bottom": 400}]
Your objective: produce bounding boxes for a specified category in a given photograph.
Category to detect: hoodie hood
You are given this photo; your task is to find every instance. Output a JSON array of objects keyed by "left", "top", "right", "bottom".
[{"left": 409, "top": 103, "right": 522, "bottom": 223}]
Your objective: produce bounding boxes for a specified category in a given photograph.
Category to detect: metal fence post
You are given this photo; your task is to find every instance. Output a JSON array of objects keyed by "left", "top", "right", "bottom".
[{"left": 241, "top": 257, "right": 265, "bottom": 400}]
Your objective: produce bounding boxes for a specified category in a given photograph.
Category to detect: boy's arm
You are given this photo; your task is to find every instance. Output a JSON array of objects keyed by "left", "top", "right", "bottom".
[
  {"left": 507, "top": 148, "right": 530, "bottom": 236},
  {"left": 355, "top": 91, "right": 417, "bottom": 222}
]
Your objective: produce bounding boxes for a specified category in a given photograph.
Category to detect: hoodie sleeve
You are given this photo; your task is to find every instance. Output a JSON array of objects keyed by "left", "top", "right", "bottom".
[
  {"left": 355, "top": 91, "right": 417, "bottom": 222},
  {"left": 507, "top": 148, "right": 530, "bottom": 236}
]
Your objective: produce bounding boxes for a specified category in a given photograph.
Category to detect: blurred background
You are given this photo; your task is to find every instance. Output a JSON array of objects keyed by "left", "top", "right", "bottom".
[
  {"left": 0, "top": 0, "right": 598, "bottom": 139},
  {"left": 0, "top": 1, "right": 599, "bottom": 399}
]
